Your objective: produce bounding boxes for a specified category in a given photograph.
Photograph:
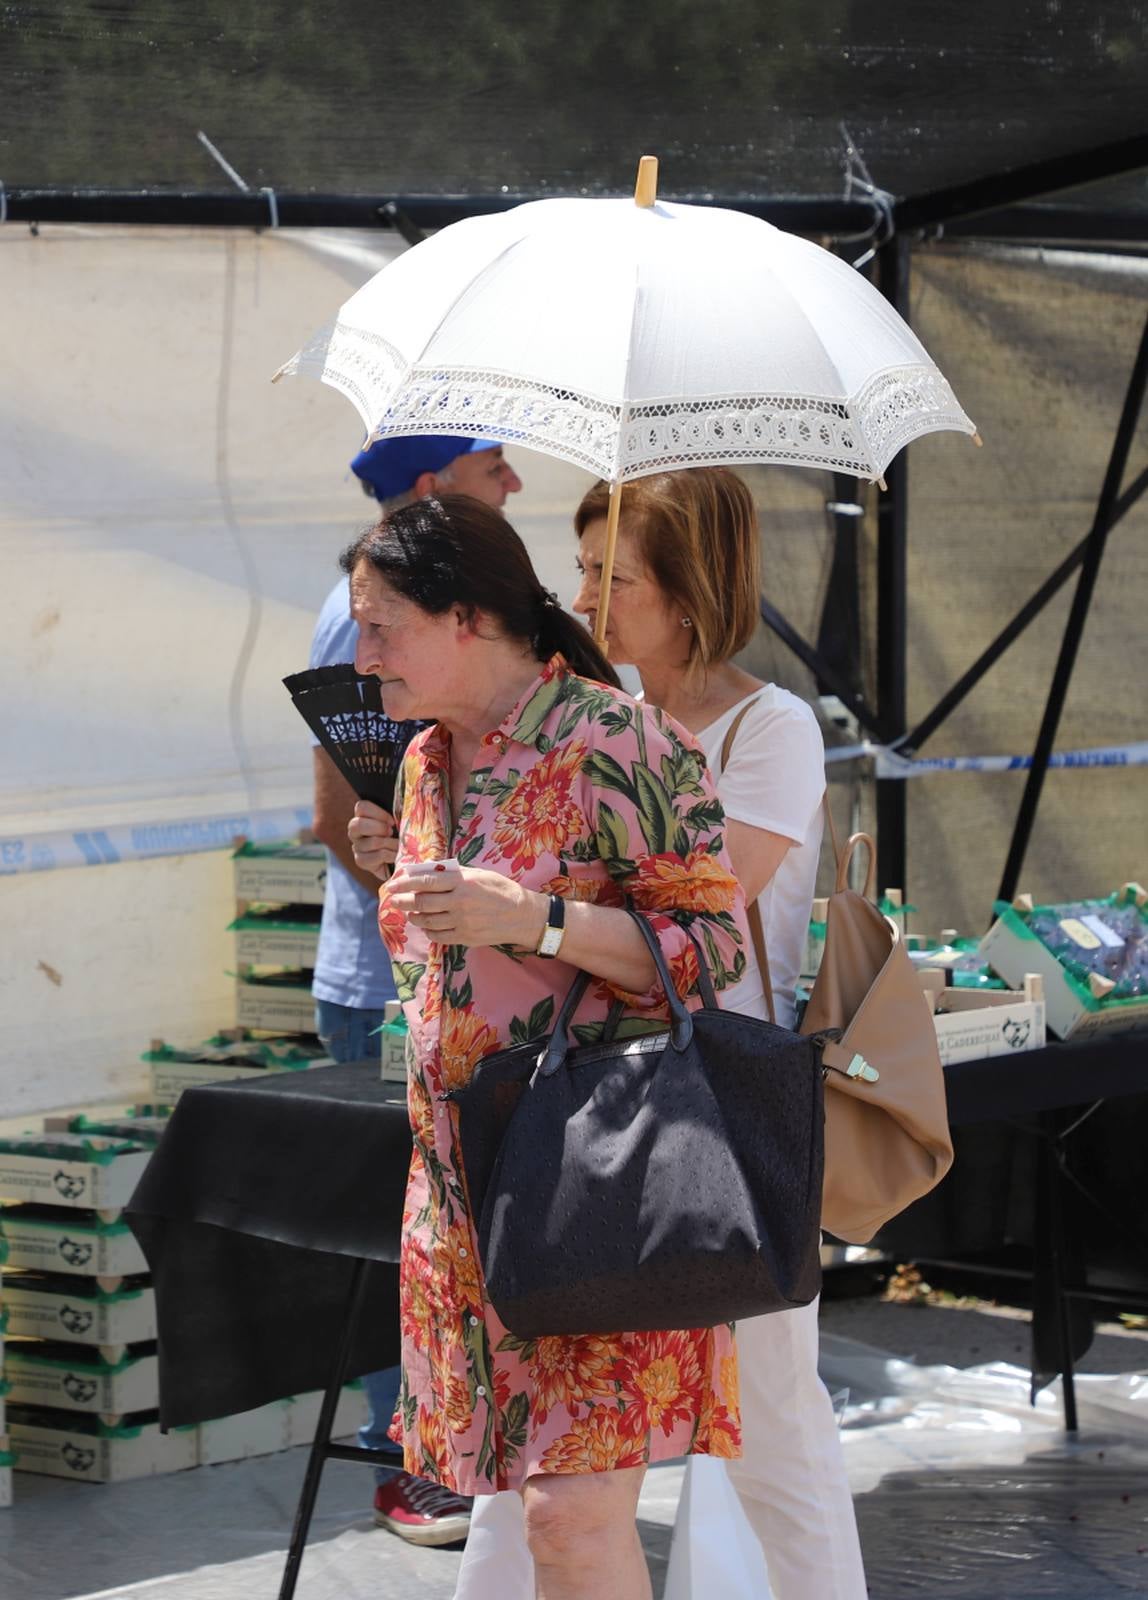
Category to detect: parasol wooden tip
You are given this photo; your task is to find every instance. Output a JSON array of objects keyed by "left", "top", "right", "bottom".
[
  {"left": 876, "top": 475, "right": 888, "bottom": 492},
  {"left": 634, "top": 155, "right": 659, "bottom": 208},
  {"left": 972, "top": 431, "right": 984, "bottom": 447}
]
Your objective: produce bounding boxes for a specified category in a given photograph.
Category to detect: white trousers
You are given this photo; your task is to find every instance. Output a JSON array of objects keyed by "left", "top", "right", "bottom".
[{"left": 451, "top": 1297, "right": 866, "bottom": 1600}]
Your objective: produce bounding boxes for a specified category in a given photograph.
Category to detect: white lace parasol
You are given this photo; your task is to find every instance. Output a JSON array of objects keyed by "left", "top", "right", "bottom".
[
  {"left": 276, "top": 158, "right": 977, "bottom": 638},
  {"left": 277, "top": 181, "right": 974, "bottom": 485}
]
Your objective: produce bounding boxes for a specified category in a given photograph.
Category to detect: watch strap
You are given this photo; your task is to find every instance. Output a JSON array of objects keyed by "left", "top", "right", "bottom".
[{"left": 536, "top": 893, "right": 567, "bottom": 958}]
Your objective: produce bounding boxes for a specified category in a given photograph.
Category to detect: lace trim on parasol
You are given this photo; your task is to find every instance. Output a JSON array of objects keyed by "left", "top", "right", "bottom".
[
  {"left": 280, "top": 324, "right": 973, "bottom": 482},
  {"left": 279, "top": 320, "right": 409, "bottom": 432}
]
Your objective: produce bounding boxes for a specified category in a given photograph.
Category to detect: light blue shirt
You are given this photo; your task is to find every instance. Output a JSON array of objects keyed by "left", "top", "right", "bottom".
[{"left": 309, "top": 577, "right": 397, "bottom": 1011}]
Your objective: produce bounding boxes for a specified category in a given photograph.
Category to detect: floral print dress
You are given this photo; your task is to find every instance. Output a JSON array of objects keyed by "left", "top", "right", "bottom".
[{"left": 378, "top": 656, "right": 748, "bottom": 1494}]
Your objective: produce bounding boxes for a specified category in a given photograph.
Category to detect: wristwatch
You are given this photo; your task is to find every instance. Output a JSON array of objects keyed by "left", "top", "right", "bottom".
[{"left": 535, "top": 893, "right": 567, "bottom": 958}]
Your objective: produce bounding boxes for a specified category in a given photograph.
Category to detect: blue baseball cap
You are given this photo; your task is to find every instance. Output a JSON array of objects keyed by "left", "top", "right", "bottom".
[{"left": 350, "top": 434, "right": 503, "bottom": 502}]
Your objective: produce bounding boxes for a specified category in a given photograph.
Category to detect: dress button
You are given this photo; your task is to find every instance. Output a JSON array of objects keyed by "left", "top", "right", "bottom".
[
  {"left": 469, "top": 1315, "right": 479, "bottom": 1327},
  {"left": 476, "top": 1385, "right": 486, "bottom": 1398},
  {"left": 458, "top": 1247, "right": 468, "bottom": 1258}
]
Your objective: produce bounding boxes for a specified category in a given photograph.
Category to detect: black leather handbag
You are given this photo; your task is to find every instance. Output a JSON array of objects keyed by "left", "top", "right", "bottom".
[{"left": 448, "top": 913, "right": 825, "bottom": 1338}]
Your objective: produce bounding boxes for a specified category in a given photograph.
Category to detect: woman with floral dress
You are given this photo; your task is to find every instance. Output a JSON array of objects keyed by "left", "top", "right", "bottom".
[{"left": 346, "top": 494, "right": 750, "bottom": 1600}]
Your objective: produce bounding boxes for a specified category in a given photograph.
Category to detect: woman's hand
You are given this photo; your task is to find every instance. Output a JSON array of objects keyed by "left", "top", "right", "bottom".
[
  {"left": 387, "top": 865, "right": 547, "bottom": 950},
  {"left": 347, "top": 800, "right": 399, "bottom": 881}
]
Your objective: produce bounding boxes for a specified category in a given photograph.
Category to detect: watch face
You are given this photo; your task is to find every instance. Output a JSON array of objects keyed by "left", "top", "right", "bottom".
[{"left": 539, "top": 925, "right": 565, "bottom": 958}]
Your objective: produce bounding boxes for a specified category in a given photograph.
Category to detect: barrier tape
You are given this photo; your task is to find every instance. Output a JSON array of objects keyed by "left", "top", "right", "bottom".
[
  {"left": 826, "top": 738, "right": 1148, "bottom": 777},
  {"left": 0, "top": 804, "right": 312, "bottom": 877},
  {"left": 3, "top": 735, "right": 1145, "bottom": 875}
]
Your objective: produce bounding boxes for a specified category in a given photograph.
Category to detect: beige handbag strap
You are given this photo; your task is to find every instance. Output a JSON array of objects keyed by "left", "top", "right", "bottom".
[
  {"left": 719, "top": 701, "right": 777, "bottom": 1025},
  {"left": 834, "top": 827, "right": 877, "bottom": 897},
  {"left": 825, "top": 787, "right": 876, "bottom": 902},
  {"left": 822, "top": 788, "right": 843, "bottom": 861},
  {"left": 719, "top": 704, "right": 876, "bottom": 1021}
]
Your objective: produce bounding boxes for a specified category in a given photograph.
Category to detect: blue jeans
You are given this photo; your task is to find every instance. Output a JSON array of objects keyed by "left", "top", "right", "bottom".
[{"left": 315, "top": 999, "right": 404, "bottom": 1484}]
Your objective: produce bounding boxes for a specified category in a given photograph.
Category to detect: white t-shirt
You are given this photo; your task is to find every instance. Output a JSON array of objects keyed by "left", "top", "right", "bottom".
[{"left": 695, "top": 686, "right": 825, "bottom": 1028}]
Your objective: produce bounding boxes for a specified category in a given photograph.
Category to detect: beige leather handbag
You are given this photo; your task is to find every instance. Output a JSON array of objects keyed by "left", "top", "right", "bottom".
[{"left": 720, "top": 705, "right": 954, "bottom": 1245}]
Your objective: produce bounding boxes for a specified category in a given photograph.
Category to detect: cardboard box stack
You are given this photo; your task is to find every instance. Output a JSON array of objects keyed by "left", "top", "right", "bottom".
[
  {"left": 0, "top": 1122, "right": 181, "bottom": 1484},
  {"left": 0, "top": 1112, "right": 367, "bottom": 1485},
  {"left": 133, "top": 839, "right": 333, "bottom": 1108},
  {"left": 232, "top": 840, "right": 326, "bottom": 1037}
]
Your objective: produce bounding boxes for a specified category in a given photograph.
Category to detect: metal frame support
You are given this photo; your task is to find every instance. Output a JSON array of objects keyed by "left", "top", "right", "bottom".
[
  {"left": 997, "top": 308, "right": 1148, "bottom": 903},
  {"left": 757, "top": 597, "right": 883, "bottom": 738},
  {"left": 903, "top": 461, "right": 1148, "bottom": 755},
  {"left": 895, "top": 132, "right": 1148, "bottom": 232},
  {"left": 875, "top": 236, "right": 912, "bottom": 893},
  {"left": 0, "top": 186, "right": 880, "bottom": 236}
]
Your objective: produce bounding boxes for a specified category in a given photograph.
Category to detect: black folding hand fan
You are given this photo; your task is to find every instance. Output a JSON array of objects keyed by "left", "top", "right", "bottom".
[{"left": 283, "top": 663, "right": 427, "bottom": 810}]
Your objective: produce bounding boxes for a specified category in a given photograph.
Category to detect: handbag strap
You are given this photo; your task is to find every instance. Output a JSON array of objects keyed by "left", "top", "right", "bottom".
[
  {"left": 719, "top": 699, "right": 777, "bottom": 1025},
  {"left": 540, "top": 966, "right": 592, "bottom": 1067},
  {"left": 539, "top": 910, "right": 711, "bottom": 1076},
  {"left": 625, "top": 911, "right": 700, "bottom": 1046},
  {"left": 834, "top": 829, "right": 876, "bottom": 897}
]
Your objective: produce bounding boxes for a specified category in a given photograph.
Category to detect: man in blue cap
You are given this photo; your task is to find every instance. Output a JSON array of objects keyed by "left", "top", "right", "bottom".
[
  {"left": 348, "top": 433, "right": 522, "bottom": 512},
  {"left": 308, "top": 435, "right": 521, "bottom": 1547}
]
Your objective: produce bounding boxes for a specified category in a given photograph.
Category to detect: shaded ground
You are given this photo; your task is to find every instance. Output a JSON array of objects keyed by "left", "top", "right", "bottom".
[
  {"left": 821, "top": 1289, "right": 1148, "bottom": 1375},
  {"left": 1, "top": 1291, "right": 1146, "bottom": 1599}
]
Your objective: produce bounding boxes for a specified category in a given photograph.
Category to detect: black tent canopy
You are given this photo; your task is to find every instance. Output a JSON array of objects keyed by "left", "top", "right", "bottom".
[{"left": 2, "top": 1, "right": 1146, "bottom": 234}]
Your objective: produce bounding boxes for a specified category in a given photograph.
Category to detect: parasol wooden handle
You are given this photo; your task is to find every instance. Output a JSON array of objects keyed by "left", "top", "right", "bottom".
[
  {"left": 593, "top": 478, "right": 624, "bottom": 648},
  {"left": 635, "top": 155, "right": 658, "bottom": 207},
  {"left": 593, "top": 156, "right": 659, "bottom": 649}
]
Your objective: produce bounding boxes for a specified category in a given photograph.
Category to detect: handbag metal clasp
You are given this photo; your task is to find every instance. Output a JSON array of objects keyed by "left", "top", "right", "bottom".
[
  {"left": 816, "top": 1035, "right": 881, "bottom": 1085},
  {"left": 837, "top": 1052, "right": 880, "bottom": 1083}
]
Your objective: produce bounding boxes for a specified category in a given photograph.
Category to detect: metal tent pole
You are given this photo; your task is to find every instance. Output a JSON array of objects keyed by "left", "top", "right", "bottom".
[
  {"left": 875, "top": 236, "right": 912, "bottom": 893},
  {"left": 814, "top": 476, "right": 866, "bottom": 702},
  {"left": 997, "top": 308, "right": 1148, "bottom": 904}
]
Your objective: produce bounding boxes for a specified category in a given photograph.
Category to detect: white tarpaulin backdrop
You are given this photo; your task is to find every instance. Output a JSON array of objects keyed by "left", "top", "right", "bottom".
[{"left": 0, "top": 225, "right": 594, "bottom": 1114}]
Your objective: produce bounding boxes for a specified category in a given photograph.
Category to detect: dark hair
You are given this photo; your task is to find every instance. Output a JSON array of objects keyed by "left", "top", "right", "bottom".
[{"left": 339, "top": 495, "right": 621, "bottom": 689}]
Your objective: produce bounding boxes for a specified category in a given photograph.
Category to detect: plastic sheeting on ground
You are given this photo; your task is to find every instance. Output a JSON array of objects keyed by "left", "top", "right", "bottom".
[{"left": 1, "top": 1331, "right": 1145, "bottom": 1600}]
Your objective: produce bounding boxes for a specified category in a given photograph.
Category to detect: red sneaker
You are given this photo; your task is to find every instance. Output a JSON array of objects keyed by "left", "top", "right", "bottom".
[{"left": 373, "top": 1472, "right": 473, "bottom": 1546}]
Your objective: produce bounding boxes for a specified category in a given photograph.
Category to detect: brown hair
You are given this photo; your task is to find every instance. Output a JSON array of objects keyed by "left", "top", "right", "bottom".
[
  {"left": 573, "top": 468, "right": 761, "bottom": 675},
  {"left": 340, "top": 494, "right": 621, "bottom": 689}
]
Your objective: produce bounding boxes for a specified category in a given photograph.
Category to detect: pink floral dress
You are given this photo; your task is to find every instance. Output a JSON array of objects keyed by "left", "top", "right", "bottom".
[{"left": 378, "top": 656, "right": 748, "bottom": 1494}]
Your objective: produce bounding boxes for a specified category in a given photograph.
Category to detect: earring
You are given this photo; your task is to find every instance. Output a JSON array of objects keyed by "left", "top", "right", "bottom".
[{"left": 681, "top": 616, "right": 693, "bottom": 628}]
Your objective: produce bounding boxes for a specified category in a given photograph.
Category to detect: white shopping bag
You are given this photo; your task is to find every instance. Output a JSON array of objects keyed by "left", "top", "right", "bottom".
[{"left": 664, "top": 1457, "right": 773, "bottom": 1600}]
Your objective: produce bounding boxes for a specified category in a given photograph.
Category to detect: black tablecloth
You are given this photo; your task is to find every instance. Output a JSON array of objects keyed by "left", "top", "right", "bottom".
[
  {"left": 875, "top": 1029, "right": 1148, "bottom": 1381},
  {"left": 128, "top": 1032, "right": 1148, "bottom": 1428},
  {"left": 878, "top": 1029, "right": 1148, "bottom": 1259},
  {"left": 128, "top": 1064, "right": 412, "bottom": 1427},
  {"left": 940, "top": 1028, "right": 1148, "bottom": 1126}
]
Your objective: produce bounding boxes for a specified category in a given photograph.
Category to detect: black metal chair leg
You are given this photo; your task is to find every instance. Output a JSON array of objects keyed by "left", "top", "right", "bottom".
[
  {"left": 279, "top": 1257, "right": 373, "bottom": 1600},
  {"left": 1033, "top": 1111, "right": 1081, "bottom": 1434},
  {"left": 1045, "top": 1127, "right": 1079, "bottom": 1433}
]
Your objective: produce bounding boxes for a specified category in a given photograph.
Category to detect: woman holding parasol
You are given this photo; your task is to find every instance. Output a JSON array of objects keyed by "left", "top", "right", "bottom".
[
  {"left": 284, "top": 154, "right": 974, "bottom": 1599},
  {"left": 455, "top": 468, "right": 867, "bottom": 1599}
]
